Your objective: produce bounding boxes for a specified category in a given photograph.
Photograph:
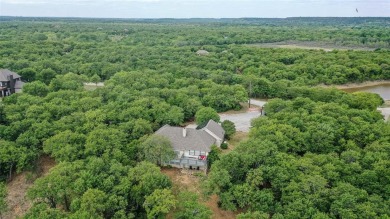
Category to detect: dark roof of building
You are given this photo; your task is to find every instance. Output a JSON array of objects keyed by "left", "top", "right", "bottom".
[
  {"left": 204, "top": 120, "right": 225, "bottom": 140},
  {"left": 156, "top": 123, "right": 218, "bottom": 152},
  {"left": 0, "top": 69, "right": 21, "bottom": 82}
]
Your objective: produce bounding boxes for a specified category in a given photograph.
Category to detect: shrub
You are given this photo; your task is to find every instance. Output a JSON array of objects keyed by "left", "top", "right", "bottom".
[{"left": 222, "top": 120, "right": 236, "bottom": 139}]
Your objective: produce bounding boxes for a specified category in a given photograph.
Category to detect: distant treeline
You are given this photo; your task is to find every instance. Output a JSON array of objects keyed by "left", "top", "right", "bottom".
[{"left": 1, "top": 16, "right": 390, "bottom": 26}]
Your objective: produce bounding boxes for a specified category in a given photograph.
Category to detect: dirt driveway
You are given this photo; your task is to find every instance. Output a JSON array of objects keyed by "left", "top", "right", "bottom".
[
  {"left": 219, "top": 99, "right": 266, "bottom": 132},
  {"left": 378, "top": 107, "right": 390, "bottom": 121}
]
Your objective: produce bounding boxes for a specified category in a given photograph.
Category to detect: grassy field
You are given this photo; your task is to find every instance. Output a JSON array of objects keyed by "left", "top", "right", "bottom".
[
  {"left": 248, "top": 41, "right": 377, "bottom": 51},
  {"left": 222, "top": 131, "right": 249, "bottom": 154}
]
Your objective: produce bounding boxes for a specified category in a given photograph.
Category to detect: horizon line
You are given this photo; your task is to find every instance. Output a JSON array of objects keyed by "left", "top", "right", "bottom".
[{"left": 1, "top": 15, "right": 390, "bottom": 20}]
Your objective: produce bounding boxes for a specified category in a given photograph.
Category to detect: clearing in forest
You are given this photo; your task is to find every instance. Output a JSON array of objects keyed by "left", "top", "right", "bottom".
[
  {"left": 4, "top": 156, "right": 56, "bottom": 219},
  {"left": 248, "top": 41, "right": 377, "bottom": 51},
  {"left": 161, "top": 168, "right": 238, "bottom": 219}
]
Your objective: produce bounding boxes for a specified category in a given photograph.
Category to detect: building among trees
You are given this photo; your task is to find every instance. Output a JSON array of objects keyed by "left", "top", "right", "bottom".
[
  {"left": 0, "top": 69, "right": 24, "bottom": 97},
  {"left": 155, "top": 120, "right": 224, "bottom": 170}
]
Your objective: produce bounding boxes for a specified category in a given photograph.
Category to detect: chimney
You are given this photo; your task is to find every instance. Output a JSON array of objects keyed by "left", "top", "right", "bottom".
[
  {"left": 8, "top": 75, "right": 15, "bottom": 94},
  {"left": 182, "top": 128, "right": 187, "bottom": 137}
]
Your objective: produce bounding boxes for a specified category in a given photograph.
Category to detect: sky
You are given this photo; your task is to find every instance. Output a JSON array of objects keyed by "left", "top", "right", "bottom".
[{"left": 0, "top": 0, "right": 389, "bottom": 18}]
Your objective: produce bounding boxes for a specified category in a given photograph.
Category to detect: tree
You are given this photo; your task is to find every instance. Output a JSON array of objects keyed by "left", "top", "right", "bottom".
[
  {"left": 36, "top": 68, "right": 56, "bottom": 85},
  {"left": 19, "top": 68, "right": 37, "bottom": 82},
  {"left": 351, "top": 92, "right": 384, "bottom": 110},
  {"left": 85, "top": 128, "right": 129, "bottom": 163},
  {"left": 23, "top": 81, "right": 49, "bottom": 97},
  {"left": 237, "top": 211, "right": 269, "bottom": 219},
  {"left": 175, "top": 192, "right": 212, "bottom": 219},
  {"left": 0, "top": 140, "right": 29, "bottom": 180},
  {"left": 143, "top": 189, "right": 176, "bottom": 219},
  {"left": 24, "top": 203, "right": 66, "bottom": 219},
  {"left": 207, "top": 145, "right": 221, "bottom": 168},
  {"left": 195, "top": 107, "right": 220, "bottom": 125},
  {"left": 32, "top": 33, "right": 48, "bottom": 41},
  {"left": 90, "top": 74, "right": 101, "bottom": 85},
  {"left": 132, "top": 119, "right": 153, "bottom": 139},
  {"left": 27, "top": 162, "right": 81, "bottom": 211},
  {"left": 49, "top": 73, "right": 86, "bottom": 91},
  {"left": 221, "top": 120, "right": 236, "bottom": 139},
  {"left": 43, "top": 130, "right": 86, "bottom": 162},
  {"left": 125, "top": 162, "right": 172, "bottom": 210},
  {"left": 140, "top": 135, "right": 175, "bottom": 166},
  {"left": 76, "top": 189, "right": 107, "bottom": 219}
]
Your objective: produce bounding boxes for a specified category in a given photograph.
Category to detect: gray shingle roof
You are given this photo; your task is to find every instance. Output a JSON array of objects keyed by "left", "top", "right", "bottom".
[
  {"left": 156, "top": 124, "right": 216, "bottom": 152},
  {"left": 0, "top": 69, "right": 21, "bottom": 82},
  {"left": 204, "top": 120, "right": 225, "bottom": 140}
]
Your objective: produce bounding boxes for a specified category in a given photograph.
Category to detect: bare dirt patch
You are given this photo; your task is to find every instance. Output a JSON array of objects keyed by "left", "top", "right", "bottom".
[
  {"left": 162, "top": 168, "right": 202, "bottom": 195},
  {"left": 204, "top": 194, "right": 238, "bottom": 219},
  {"left": 161, "top": 168, "right": 238, "bottom": 219},
  {"left": 4, "top": 156, "right": 56, "bottom": 219}
]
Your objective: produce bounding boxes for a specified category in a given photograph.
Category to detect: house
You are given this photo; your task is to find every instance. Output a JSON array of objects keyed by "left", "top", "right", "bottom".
[
  {"left": 155, "top": 120, "right": 225, "bottom": 170},
  {"left": 196, "top": 50, "right": 209, "bottom": 56},
  {"left": 0, "top": 69, "right": 24, "bottom": 97}
]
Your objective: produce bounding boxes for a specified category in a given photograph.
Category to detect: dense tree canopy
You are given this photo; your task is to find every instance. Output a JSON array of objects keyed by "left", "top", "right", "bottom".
[
  {"left": 0, "top": 17, "right": 389, "bottom": 218},
  {"left": 195, "top": 107, "right": 220, "bottom": 125},
  {"left": 206, "top": 95, "right": 390, "bottom": 218}
]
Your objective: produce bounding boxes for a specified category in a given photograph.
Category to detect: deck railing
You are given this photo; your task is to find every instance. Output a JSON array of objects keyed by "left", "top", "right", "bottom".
[{"left": 168, "top": 157, "right": 207, "bottom": 167}]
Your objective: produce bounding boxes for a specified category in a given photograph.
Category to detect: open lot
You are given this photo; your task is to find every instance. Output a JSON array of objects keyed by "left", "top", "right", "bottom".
[{"left": 249, "top": 41, "right": 377, "bottom": 51}]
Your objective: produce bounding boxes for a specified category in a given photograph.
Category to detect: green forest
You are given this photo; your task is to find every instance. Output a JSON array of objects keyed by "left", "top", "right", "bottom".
[{"left": 0, "top": 17, "right": 390, "bottom": 218}]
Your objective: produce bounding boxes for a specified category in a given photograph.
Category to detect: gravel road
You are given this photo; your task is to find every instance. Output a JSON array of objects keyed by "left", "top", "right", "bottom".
[
  {"left": 378, "top": 107, "right": 390, "bottom": 121},
  {"left": 219, "top": 99, "right": 265, "bottom": 132}
]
